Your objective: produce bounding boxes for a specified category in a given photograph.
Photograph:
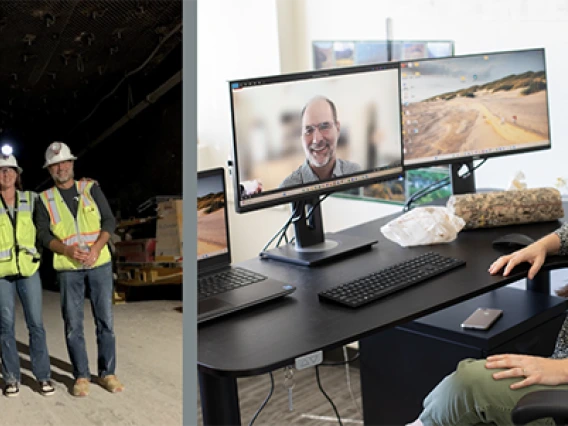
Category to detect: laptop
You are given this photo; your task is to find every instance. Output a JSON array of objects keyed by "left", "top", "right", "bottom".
[{"left": 197, "top": 167, "right": 296, "bottom": 324}]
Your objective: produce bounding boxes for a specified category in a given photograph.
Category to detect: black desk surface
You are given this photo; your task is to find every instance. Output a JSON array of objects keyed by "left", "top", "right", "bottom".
[{"left": 197, "top": 211, "right": 568, "bottom": 378}]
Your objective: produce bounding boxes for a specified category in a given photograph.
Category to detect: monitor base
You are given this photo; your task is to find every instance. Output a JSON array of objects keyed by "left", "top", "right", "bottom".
[{"left": 260, "top": 232, "right": 378, "bottom": 267}]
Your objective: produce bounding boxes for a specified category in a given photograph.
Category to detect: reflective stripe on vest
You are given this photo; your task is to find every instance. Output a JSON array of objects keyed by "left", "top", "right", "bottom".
[
  {"left": 17, "top": 191, "right": 32, "bottom": 212},
  {"left": 78, "top": 180, "right": 92, "bottom": 207},
  {"left": 0, "top": 192, "right": 32, "bottom": 218},
  {"left": 0, "top": 248, "right": 11, "bottom": 260},
  {"left": 0, "top": 246, "right": 37, "bottom": 261},
  {"left": 0, "top": 191, "right": 40, "bottom": 277},
  {"left": 44, "top": 188, "right": 61, "bottom": 225},
  {"left": 61, "top": 231, "right": 99, "bottom": 246}
]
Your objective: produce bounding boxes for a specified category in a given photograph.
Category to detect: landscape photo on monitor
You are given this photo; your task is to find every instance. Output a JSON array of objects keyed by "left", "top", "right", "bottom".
[{"left": 402, "top": 50, "right": 549, "bottom": 165}]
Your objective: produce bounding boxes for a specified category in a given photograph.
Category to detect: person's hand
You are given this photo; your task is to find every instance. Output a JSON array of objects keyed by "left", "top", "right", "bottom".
[
  {"left": 82, "top": 246, "right": 101, "bottom": 267},
  {"left": 252, "top": 180, "right": 263, "bottom": 194},
  {"left": 241, "top": 179, "right": 263, "bottom": 195},
  {"left": 488, "top": 241, "right": 547, "bottom": 280},
  {"left": 64, "top": 245, "right": 90, "bottom": 263},
  {"left": 79, "top": 177, "right": 99, "bottom": 185},
  {"left": 485, "top": 353, "right": 568, "bottom": 389}
]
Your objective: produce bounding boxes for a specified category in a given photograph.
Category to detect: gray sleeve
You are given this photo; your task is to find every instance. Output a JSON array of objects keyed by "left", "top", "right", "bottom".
[
  {"left": 33, "top": 196, "right": 57, "bottom": 250},
  {"left": 554, "top": 222, "right": 568, "bottom": 256},
  {"left": 90, "top": 184, "right": 116, "bottom": 235}
]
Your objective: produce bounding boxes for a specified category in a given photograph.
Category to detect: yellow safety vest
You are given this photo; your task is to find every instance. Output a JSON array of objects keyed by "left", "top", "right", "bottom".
[
  {"left": 39, "top": 181, "right": 111, "bottom": 271},
  {"left": 0, "top": 191, "right": 41, "bottom": 278}
]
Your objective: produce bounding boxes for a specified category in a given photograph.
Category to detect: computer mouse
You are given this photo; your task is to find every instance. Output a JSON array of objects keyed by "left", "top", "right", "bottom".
[{"left": 492, "top": 233, "right": 535, "bottom": 251}]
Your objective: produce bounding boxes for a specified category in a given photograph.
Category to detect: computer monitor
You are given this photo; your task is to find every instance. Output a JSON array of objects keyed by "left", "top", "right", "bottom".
[
  {"left": 228, "top": 62, "right": 403, "bottom": 266},
  {"left": 312, "top": 40, "right": 455, "bottom": 70},
  {"left": 400, "top": 48, "right": 551, "bottom": 194}
]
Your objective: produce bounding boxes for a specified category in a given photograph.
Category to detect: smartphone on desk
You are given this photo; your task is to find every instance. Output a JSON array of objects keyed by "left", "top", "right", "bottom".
[{"left": 461, "top": 308, "right": 503, "bottom": 330}]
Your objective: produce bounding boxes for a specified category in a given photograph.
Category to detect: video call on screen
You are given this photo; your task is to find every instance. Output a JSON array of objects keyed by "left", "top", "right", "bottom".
[{"left": 230, "top": 66, "right": 403, "bottom": 203}]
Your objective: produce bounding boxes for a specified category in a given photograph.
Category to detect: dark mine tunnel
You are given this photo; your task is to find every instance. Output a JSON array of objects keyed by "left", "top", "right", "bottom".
[
  {"left": 0, "top": 1, "right": 183, "bottom": 295},
  {"left": 0, "top": 1, "right": 182, "bottom": 218}
]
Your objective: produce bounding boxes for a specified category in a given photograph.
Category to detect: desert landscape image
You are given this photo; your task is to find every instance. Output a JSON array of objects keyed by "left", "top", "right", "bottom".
[
  {"left": 404, "top": 70, "right": 549, "bottom": 160},
  {"left": 197, "top": 191, "right": 228, "bottom": 257}
]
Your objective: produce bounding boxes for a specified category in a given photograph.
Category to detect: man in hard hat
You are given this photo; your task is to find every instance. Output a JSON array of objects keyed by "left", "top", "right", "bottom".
[{"left": 34, "top": 141, "right": 124, "bottom": 397}]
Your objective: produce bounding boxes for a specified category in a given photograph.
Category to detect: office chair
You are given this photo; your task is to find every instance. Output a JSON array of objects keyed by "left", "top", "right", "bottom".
[{"left": 511, "top": 389, "right": 568, "bottom": 425}]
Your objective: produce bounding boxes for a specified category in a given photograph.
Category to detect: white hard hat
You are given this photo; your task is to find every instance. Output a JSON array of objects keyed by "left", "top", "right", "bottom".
[
  {"left": 43, "top": 141, "right": 77, "bottom": 168},
  {"left": 0, "top": 154, "right": 22, "bottom": 174}
]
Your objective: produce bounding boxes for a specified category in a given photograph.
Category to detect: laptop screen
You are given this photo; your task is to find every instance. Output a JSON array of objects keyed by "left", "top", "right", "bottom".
[{"left": 197, "top": 169, "right": 230, "bottom": 263}]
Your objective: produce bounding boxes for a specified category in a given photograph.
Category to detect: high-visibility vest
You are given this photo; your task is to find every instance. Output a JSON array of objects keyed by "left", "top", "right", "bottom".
[
  {"left": 39, "top": 181, "right": 111, "bottom": 271},
  {"left": 0, "top": 191, "right": 40, "bottom": 277}
]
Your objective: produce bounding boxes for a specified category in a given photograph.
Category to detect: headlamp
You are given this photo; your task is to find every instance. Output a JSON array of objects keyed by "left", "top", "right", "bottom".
[{"left": 1, "top": 144, "right": 12, "bottom": 157}]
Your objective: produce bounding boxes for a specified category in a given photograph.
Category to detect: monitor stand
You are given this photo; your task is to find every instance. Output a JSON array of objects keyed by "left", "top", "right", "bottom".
[
  {"left": 450, "top": 161, "right": 476, "bottom": 195},
  {"left": 259, "top": 197, "right": 378, "bottom": 267}
]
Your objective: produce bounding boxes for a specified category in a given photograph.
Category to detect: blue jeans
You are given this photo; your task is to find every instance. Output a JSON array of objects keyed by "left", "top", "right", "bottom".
[
  {"left": 0, "top": 271, "right": 51, "bottom": 384},
  {"left": 58, "top": 262, "right": 116, "bottom": 380}
]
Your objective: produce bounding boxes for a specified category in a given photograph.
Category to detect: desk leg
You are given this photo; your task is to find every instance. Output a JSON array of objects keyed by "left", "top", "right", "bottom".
[
  {"left": 526, "top": 271, "right": 551, "bottom": 294},
  {"left": 198, "top": 370, "right": 241, "bottom": 426}
]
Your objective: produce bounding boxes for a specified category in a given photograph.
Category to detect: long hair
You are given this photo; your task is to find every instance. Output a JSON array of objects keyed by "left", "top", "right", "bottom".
[{"left": 15, "top": 173, "right": 22, "bottom": 191}]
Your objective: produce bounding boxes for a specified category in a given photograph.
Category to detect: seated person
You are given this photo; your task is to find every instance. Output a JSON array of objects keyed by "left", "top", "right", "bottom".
[
  {"left": 279, "top": 96, "right": 361, "bottom": 188},
  {"left": 407, "top": 222, "right": 568, "bottom": 426}
]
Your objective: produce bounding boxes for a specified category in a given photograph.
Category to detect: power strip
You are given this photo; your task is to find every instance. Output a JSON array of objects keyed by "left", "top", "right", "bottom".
[{"left": 295, "top": 350, "right": 323, "bottom": 370}]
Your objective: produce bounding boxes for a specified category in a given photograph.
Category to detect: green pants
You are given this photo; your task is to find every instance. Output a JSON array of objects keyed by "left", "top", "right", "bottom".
[{"left": 419, "top": 358, "right": 568, "bottom": 426}]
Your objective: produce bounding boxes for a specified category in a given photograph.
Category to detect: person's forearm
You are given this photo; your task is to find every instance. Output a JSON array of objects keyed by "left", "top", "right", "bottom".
[
  {"left": 49, "top": 239, "right": 69, "bottom": 256},
  {"left": 92, "top": 231, "right": 111, "bottom": 252},
  {"left": 48, "top": 231, "right": 110, "bottom": 256},
  {"left": 536, "top": 232, "right": 562, "bottom": 255},
  {"left": 556, "top": 358, "right": 568, "bottom": 383}
]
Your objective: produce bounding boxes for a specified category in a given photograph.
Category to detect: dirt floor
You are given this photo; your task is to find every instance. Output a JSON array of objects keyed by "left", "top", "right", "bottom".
[{"left": 3, "top": 286, "right": 182, "bottom": 426}]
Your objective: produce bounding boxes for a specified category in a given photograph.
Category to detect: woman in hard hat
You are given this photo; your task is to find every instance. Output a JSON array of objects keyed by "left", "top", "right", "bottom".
[{"left": 0, "top": 152, "right": 55, "bottom": 397}]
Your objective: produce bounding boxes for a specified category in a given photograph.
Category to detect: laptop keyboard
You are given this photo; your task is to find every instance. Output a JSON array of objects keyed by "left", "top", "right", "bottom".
[
  {"left": 198, "top": 267, "right": 267, "bottom": 300},
  {"left": 318, "top": 251, "right": 466, "bottom": 308}
]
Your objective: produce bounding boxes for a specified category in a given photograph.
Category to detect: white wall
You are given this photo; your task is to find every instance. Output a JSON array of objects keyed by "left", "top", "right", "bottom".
[
  {"left": 197, "top": 0, "right": 287, "bottom": 262},
  {"left": 199, "top": 0, "right": 568, "bottom": 263},
  {"left": 197, "top": 0, "right": 281, "bottom": 162},
  {"left": 276, "top": 0, "right": 308, "bottom": 74}
]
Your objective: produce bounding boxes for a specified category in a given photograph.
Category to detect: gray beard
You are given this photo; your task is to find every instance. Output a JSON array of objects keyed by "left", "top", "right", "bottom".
[{"left": 52, "top": 170, "right": 74, "bottom": 185}]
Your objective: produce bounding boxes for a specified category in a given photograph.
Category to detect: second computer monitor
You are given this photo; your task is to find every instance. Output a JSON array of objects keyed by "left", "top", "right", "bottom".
[{"left": 400, "top": 48, "right": 551, "bottom": 169}]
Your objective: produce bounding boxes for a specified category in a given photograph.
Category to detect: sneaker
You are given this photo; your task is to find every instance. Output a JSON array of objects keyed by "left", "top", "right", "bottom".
[
  {"left": 72, "top": 378, "right": 89, "bottom": 397},
  {"left": 100, "top": 375, "right": 124, "bottom": 393},
  {"left": 4, "top": 383, "right": 19, "bottom": 397},
  {"left": 39, "top": 380, "right": 55, "bottom": 396}
]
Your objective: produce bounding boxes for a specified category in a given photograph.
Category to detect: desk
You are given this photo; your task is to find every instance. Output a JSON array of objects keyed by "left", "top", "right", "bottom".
[{"left": 198, "top": 209, "right": 568, "bottom": 425}]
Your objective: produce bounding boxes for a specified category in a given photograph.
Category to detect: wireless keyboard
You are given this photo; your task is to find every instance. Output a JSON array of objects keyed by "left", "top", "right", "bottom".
[{"left": 318, "top": 252, "right": 466, "bottom": 308}]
